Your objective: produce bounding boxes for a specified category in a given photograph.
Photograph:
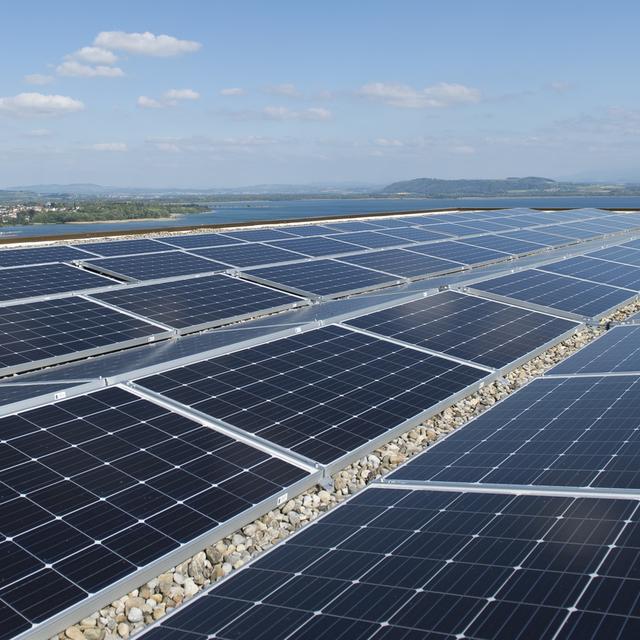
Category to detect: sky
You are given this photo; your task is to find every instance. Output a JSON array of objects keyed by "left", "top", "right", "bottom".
[{"left": 1, "top": 0, "right": 640, "bottom": 188}]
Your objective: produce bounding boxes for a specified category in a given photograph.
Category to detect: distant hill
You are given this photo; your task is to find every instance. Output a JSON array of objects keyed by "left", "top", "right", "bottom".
[{"left": 380, "top": 177, "right": 560, "bottom": 196}]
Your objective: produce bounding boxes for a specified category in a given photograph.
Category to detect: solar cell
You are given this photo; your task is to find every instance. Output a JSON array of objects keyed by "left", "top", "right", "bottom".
[
  {"left": 323, "top": 221, "right": 382, "bottom": 232},
  {"left": 190, "top": 243, "right": 305, "bottom": 268},
  {"left": 144, "top": 486, "right": 640, "bottom": 640},
  {"left": 0, "top": 383, "right": 84, "bottom": 410},
  {"left": 470, "top": 269, "right": 635, "bottom": 318},
  {"left": 0, "top": 297, "right": 167, "bottom": 376},
  {"left": 622, "top": 238, "right": 640, "bottom": 250},
  {"left": 345, "top": 291, "right": 577, "bottom": 369},
  {"left": 459, "top": 235, "right": 544, "bottom": 255},
  {"left": 277, "top": 224, "right": 337, "bottom": 236},
  {"left": 0, "top": 264, "right": 115, "bottom": 303},
  {"left": 546, "top": 224, "right": 604, "bottom": 240},
  {"left": 223, "top": 229, "right": 298, "bottom": 242},
  {"left": 136, "top": 325, "right": 488, "bottom": 465},
  {"left": 339, "top": 249, "right": 462, "bottom": 279},
  {"left": 549, "top": 325, "right": 640, "bottom": 374},
  {"left": 381, "top": 227, "right": 451, "bottom": 243},
  {"left": 539, "top": 256, "right": 640, "bottom": 290},
  {"left": 81, "top": 252, "right": 227, "bottom": 282},
  {"left": 588, "top": 246, "right": 640, "bottom": 268},
  {"left": 0, "top": 386, "right": 311, "bottom": 638},
  {"left": 242, "top": 259, "right": 403, "bottom": 298},
  {"left": 407, "top": 240, "right": 509, "bottom": 266},
  {"left": 363, "top": 218, "right": 414, "bottom": 229},
  {"left": 497, "top": 229, "right": 575, "bottom": 247},
  {"left": 332, "top": 231, "right": 409, "bottom": 249},
  {"left": 391, "top": 374, "right": 640, "bottom": 490},
  {"left": 156, "top": 233, "right": 243, "bottom": 249},
  {"left": 77, "top": 239, "right": 170, "bottom": 257},
  {"left": 92, "top": 274, "right": 305, "bottom": 333},
  {"left": 454, "top": 219, "right": 516, "bottom": 233},
  {"left": 426, "top": 222, "right": 483, "bottom": 237},
  {"left": 0, "top": 246, "right": 96, "bottom": 268},
  {"left": 266, "top": 236, "right": 364, "bottom": 257}
]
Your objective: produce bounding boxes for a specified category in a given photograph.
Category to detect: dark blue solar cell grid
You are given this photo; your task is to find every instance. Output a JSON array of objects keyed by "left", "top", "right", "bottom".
[
  {"left": 550, "top": 326, "right": 640, "bottom": 374},
  {"left": 156, "top": 233, "right": 245, "bottom": 249},
  {"left": 498, "top": 230, "right": 575, "bottom": 247},
  {"left": 266, "top": 236, "right": 364, "bottom": 257},
  {"left": 333, "top": 232, "right": 410, "bottom": 249},
  {"left": 407, "top": 240, "right": 509, "bottom": 266},
  {"left": 392, "top": 374, "right": 640, "bottom": 490},
  {"left": 137, "top": 325, "right": 487, "bottom": 465},
  {"left": 0, "top": 264, "right": 114, "bottom": 303},
  {"left": 455, "top": 219, "right": 516, "bottom": 233},
  {"left": 190, "top": 243, "right": 305, "bottom": 268},
  {"left": 93, "top": 274, "right": 303, "bottom": 331},
  {"left": 546, "top": 224, "right": 604, "bottom": 240},
  {"left": 0, "top": 246, "right": 96, "bottom": 269},
  {"left": 460, "top": 235, "right": 544, "bottom": 255},
  {"left": 0, "top": 383, "right": 79, "bottom": 408},
  {"left": 278, "top": 225, "right": 337, "bottom": 236},
  {"left": 471, "top": 269, "right": 634, "bottom": 317},
  {"left": 623, "top": 238, "right": 640, "bottom": 250},
  {"left": 589, "top": 246, "right": 640, "bottom": 268},
  {"left": 0, "top": 387, "right": 309, "bottom": 634},
  {"left": 323, "top": 221, "right": 383, "bottom": 232},
  {"left": 223, "top": 229, "right": 298, "bottom": 242},
  {"left": 83, "top": 252, "right": 227, "bottom": 282},
  {"left": 148, "top": 487, "right": 640, "bottom": 640},
  {"left": 0, "top": 297, "right": 164, "bottom": 375},
  {"left": 77, "top": 239, "right": 170, "bottom": 257},
  {"left": 364, "top": 218, "right": 414, "bottom": 229},
  {"left": 346, "top": 291, "right": 577, "bottom": 369},
  {"left": 381, "top": 227, "right": 451, "bottom": 243},
  {"left": 339, "top": 249, "right": 462, "bottom": 279},
  {"left": 243, "top": 259, "right": 401, "bottom": 297},
  {"left": 539, "top": 256, "right": 640, "bottom": 291},
  {"left": 426, "top": 222, "right": 483, "bottom": 237}
]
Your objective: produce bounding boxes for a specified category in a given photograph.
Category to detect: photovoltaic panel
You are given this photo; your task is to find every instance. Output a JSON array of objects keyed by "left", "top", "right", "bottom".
[
  {"left": 0, "top": 383, "right": 85, "bottom": 410},
  {"left": 81, "top": 252, "right": 227, "bottom": 282},
  {"left": 0, "top": 246, "right": 96, "bottom": 268},
  {"left": 339, "top": 249, "right": 462, "bottom": 279},
  {"left": 143, "top": 486, "right": 640, "bottom": 640},
  {"left": 454, "top": 219, "right": 516, "bottom": 233},
  {"left": 136, "top": 325, "right": 488, "bottom": 465},
  {"left": 242, "top": 259, "right": 402, "bottom": 298},
  {"left": 222, "top": 228, "right": 298, "bottom": 242},
  {"left": 332, "top": 231, "right": 410, "bottom": 249},
  {"left": 363, "top": 218, "right": 414, "bottom": 229},
  {"left": 156, "top": 233, "right": 244, "bottom": 249},
  {"left": 549, "top": 325, "right": 640, "bottom": 374},
  {"left": 475, "top": 216, "right": 530, "bottom": 229},
  {"left": 190, "top": 243, "right": 305, "bottom": 268},
  {"left": 497, "top": 229, "right": 576, "bottom": 247},
  {"left": 539, "top": 256, "right": 640, "bottom": 290},
  {"left": 277, "top": 224, "right": 337, "bottom": 236},
  {"left": 470, "top": 269, "right": 635, "bottom": 318},
  {"left": 92, "top": 274, "right": 305, "bottom": 333},
  {"left": 323, "top": 221, "right": 383, "bottom": 232},
  {"left": 381, "top": 227, "right": 451, "bottom": 243},
  {"left": 0, "top": 264, "right": 115, "bottom": 303},
  {"left": 391, "top": 374, "right": 640, "bottom": 490},
  {"left": 266, "top": 236, "right": 364, "bottom": 257},
  {"left": 622, "top": 238, "right": 640, "bottom": 250},
  {"left": 0, "top": 386, "right": 311, "bottom": 638},
  {"left": 588, "top": 246, "right": 640, "bottom": 268},
  {"left": 546, "top": 224, "right": 604, "bottom": 240},
  {"left": 345, "top": 291, "right": 578, "bottom": 369},
  {"left": 0, "top": 297, "right": 167, "bottom": 376},
  {"left": 77, "top": 239, "right": 170, "bottom": 257},
  {"left": 459, "top": 235, "right": 544, "bottom": 256},
  {"left": 426, "top": 222, "right": 483, "bottom": 237},
  {"left": 407, "top": 240, "right": 509, "bottom": 266}
]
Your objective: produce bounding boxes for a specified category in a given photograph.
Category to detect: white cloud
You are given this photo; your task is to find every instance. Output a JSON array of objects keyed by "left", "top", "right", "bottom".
[
  {"left": 359, "top": 82, "right": 481, "bottom": 108},
  {"left": 164, "top": 88, "right": 200, "bottom": 101},
  {"left": 137, "top": 96, "right": 164, "bottom": 109},
  {"left": 220, "top": 87, "right": 246, "bottom": 96},
  {"left": 0, "top": 93, "right": 84, "bottom": 117},
  {"left": 94, "top": 31, "right": 201, "bottom": 57},
  {"left": 137, "top": 89, "right": 200, "bottom": 108},
  {"left": 148, "top": 135, "right": 281, "bottom": 153},
  {"left": 373, "top": 138, "right": 404, "bottom": 147},
  {"left": 449, "top": 144, "right": 476, "bottom": 155},
  {"left": 262, "top": 106, "right": 331, "bottom": 121},
  {"left": 264, "top": 83, "right": 301, "bottom": 97},
  {"left": 70, "top": 46, "right": 118, "bottom": 65},
  {"left": 548, "top": 81, "right": 571, "bottom": 93},
  {"left": 24, "top": 74, "right": 54, "bottom": 85},
  {"left": 57, "top": 61, "right": 125, "bottom": 77},
  {"left": 91, "top": 142, "right": 128, "bottom": 152}
]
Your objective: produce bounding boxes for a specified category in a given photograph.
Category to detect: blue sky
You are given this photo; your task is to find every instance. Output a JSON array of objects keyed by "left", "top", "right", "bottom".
[{"left": 1, "top": 0, "right": 639, "bottom": 187}]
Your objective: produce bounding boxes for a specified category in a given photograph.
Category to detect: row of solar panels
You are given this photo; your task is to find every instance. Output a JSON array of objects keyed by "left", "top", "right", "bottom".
[
  {"left": 138, "top": 307, "right": 640, "bottom": 640},
  {"left": 0, "top": 287, "right": 585, "bottom": 639}
]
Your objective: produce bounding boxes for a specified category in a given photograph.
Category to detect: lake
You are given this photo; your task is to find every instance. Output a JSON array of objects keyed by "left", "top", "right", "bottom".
[{"left": 3, "top": 195, "right": 640, "bottom": 239}]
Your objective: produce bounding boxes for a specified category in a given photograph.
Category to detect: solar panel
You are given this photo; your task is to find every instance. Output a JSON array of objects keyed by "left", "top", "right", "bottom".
[
  {"left": 136, "top": 325, "right": 488, "bottom": 465},
  {"left": 454, "top": 219, "right": 516, "bottom": 233},
  {"left": 157, "top": 233, "right": 244, "bottom": 249},
  {"left": 363, "top": 218, "right": 414, "bottom": 229},
  {"left": 470, "top": 269, "right": 635, "bottom": 318},
  {"left": 460, "top": 235, "right": 544, "bottom": 255},
  {"left": 0, "top": 264, "right": 115, "bottom": 303},
  {"left": 539, "top": 256, "right": 640, "bottom": 290},
  {"left": 0, "top": 386, "right": 312, "bottom": 638},
  {"left": 622, "top": 238, "right": 640, "bottom": 250},
  {"left": 497, "top": 229, "right": 575, "bottom": 247},
  {"left": 333, "top": 231, "right": 409, "bottom": 249},
  {"left": 550, "top": 325, "right": 640, "bottom": 374},
  {"left": 381, "top": 227, "right": 451, "bottom": 243},
  {"left": 77, "top": 239, "right": 170, "bottom": 257},
  {"left": 92, "top": 274, "right": 306, "bottom": 333},
  {"left": 339, "top": 248, "right": 462, "bottom": 279},
  {"left": 407, "top": 240, "right": 509, "bottom": 266},
  {"left": 588, "top": 246, "right": 640, "bottom": 268},
  {"left": 0, "top": 245, "right": 96, "bottom": 268},
  {"left": 266, "top": 236, "right": 364, "bottom": 257},
  {"left": 391, "top": 374, "right": 640, "bottom": 489},
  {"left": 323, "top": 221, "right": 382, "bottom": 232},
  {"left": 546, "top": 224, "right": 604, "bottom": 240},
  {"left": 242, "top": 259, "right": 402, "bottom": 298},
  {"left": 426, "top": 222, "right": 483, "bottom": 237},
  {"left": 278, "top": 224, "right": 337, "bottom": 236},
  {"left": 223, "top": 228, "right": 297, "bottom": 242},
  {"left": 81, "top": 252, "right": 227, "bottom": 282},
  {"left": 0, "top": 297, "right": 168, "bottom": 376},
  {"left": 345, "top": 291, "right": 577, "bottom": 369},
  {"left": 144, "top": 486, "right": 640, "bottom": 640},
  {"left": 190, "top": 243, "right": 305, "bottom": 268},
  {"left": 0, "top": 383, "right": 84, "bottom": 410}
]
